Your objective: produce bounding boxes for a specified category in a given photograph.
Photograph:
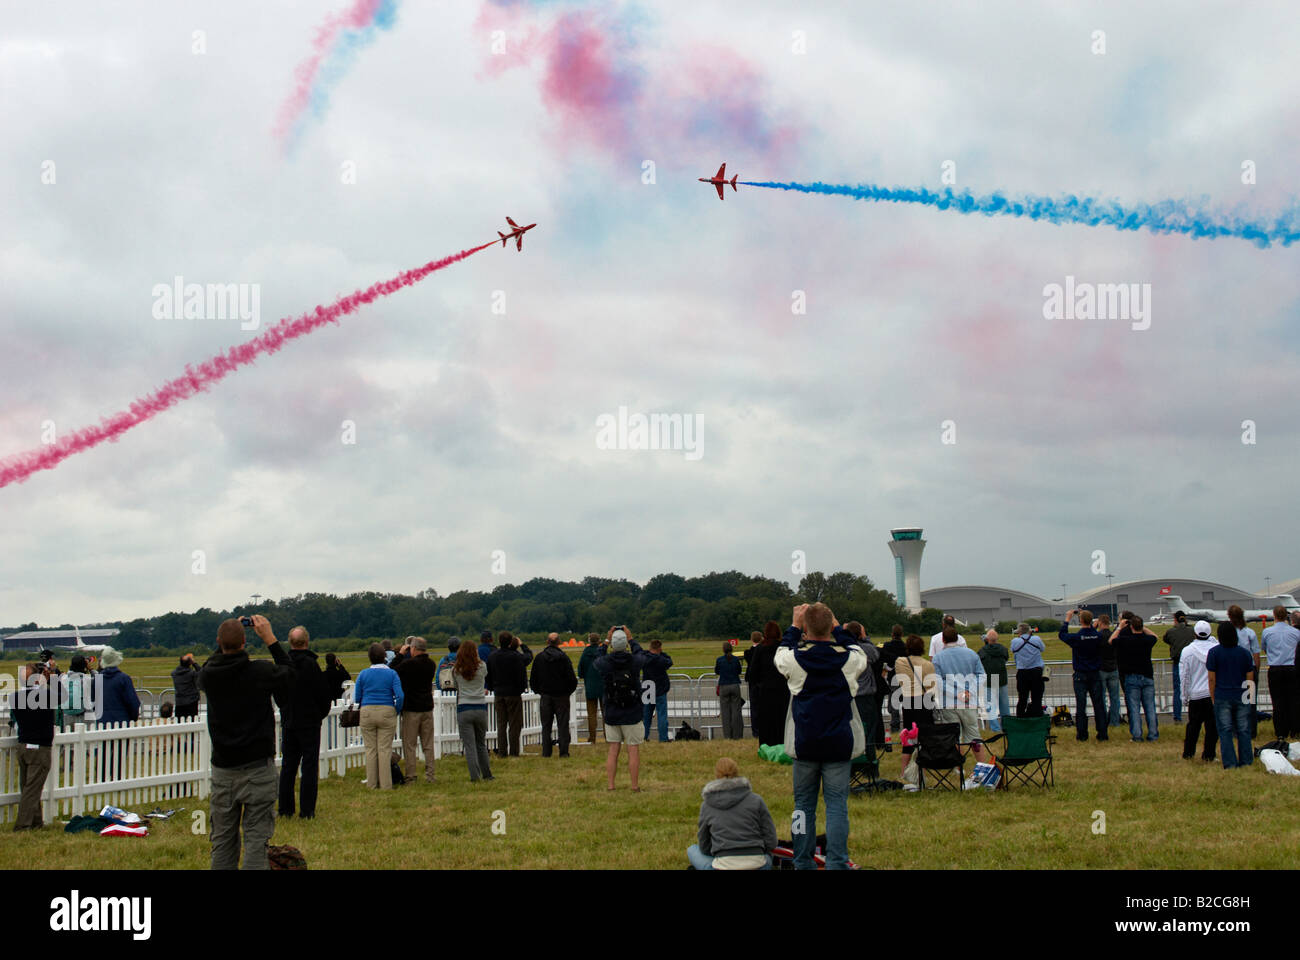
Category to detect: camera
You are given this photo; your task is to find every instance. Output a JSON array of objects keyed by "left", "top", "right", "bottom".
[{"left": 240, "top": 616, "right": 253, "bottom": 627}]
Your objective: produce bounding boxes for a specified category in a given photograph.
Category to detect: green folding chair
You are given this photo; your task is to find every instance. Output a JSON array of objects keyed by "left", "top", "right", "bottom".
[{"left": 984, "top": 715, "right": 1055, "bottom": 789}]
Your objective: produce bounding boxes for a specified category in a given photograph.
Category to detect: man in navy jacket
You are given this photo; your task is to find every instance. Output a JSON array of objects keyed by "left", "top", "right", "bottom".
[
  {"left": 775, "top": 603, "right": 867, "bottom": 870},
  {"left": 1060, "top": 609, "right": 1109, "bottom": 743}
]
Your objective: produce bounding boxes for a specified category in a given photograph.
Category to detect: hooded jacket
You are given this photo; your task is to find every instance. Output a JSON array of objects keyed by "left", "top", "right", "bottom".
[
  {"left": 577, "top": 643, "right": 606, "bottom": 700},
  {"left": 697, "top": 777, "right": 778, "bottom": 859},
  {"left": 96, "top": 666, "right": 141, "bottom": 725},
  {"left": 278, "top": 648, "right": 332, "bottom": 730},
  {"left": 775, "top": 625, "right": 867, "bottom": 762},
  {"left": 171, "top": 658, "right": 201, "bottom": 707},
  {"left": 198, "top": 642, "right": 295, "bottom": 768},
  {"left": 530, "top": 644, "right": 578, "bottom": 698}
]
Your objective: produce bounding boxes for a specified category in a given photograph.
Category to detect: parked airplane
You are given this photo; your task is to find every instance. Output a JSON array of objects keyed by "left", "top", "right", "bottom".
[
  {"left": 699, "top": 162, "right": 738, "bottom": 200},
  {"left": 1163, "top": 595, "right": 1298, "bottom": 623},
  {"left": 497, "top": 216, "right": 536, "bottom": 251}
]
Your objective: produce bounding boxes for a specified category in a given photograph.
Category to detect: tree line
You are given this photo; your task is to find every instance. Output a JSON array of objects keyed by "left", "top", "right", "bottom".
[{"left": 17, "top": 570, "right": 949, "bottom": 654}]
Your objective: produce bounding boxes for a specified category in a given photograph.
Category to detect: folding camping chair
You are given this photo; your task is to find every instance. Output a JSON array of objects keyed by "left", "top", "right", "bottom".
[
  {"left": 914, "top": 722, "right": 966, "bottom": 791},
  {"left": 984, "top": 714, "right": 1055, "bottom": 789},
  {"left": 850, "top": 744, "right": 884, "bottom": 794}
]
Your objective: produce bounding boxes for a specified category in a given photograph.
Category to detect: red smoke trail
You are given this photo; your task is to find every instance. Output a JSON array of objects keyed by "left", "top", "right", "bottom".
[{"left": 0, "top": 242, "right": 495, "bottom": 490}]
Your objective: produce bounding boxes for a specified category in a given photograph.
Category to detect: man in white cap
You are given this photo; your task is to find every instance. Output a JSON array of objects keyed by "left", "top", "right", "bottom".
[{"left": 1178, "top": 621, "right": 1219, "bottom": 762}]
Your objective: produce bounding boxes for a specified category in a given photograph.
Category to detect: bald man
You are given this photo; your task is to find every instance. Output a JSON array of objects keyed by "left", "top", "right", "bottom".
[{"left": 278, "top": 625, "right": 332, "bottom": 818}]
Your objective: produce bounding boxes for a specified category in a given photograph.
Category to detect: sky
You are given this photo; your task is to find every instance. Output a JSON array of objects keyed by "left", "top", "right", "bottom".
[{"left": 2, "top": 0, "right": 1298, "bottom": 626}]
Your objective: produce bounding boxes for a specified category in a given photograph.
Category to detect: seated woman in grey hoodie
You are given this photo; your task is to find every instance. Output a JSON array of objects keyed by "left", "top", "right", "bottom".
[{"left": 687, "top": 757, "right": 778, "bottom": 870}]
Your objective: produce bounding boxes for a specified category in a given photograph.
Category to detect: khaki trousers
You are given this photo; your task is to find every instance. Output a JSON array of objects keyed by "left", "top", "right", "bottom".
[
  {"left": 360, "top": 704, "right": 398, "bottom": 789},
  {"left": 15, "top": 745, "right": 52, "bottom": 830},
  {"left": 401, "top": 710, "right": 435, "bottom": 782}
]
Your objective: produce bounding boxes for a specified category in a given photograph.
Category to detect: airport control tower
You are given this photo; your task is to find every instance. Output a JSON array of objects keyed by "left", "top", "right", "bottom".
[{"left": 888, "top": 527, "right": 926, "bottom": 612}]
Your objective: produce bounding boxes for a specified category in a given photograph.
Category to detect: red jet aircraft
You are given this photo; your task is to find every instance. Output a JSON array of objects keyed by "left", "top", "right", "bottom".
[
  {"left": 497, "top": 216, "right": 537, "bottom": 251},
  {"left": 698, "top": 162, "right": 738, "bottom": 200}
]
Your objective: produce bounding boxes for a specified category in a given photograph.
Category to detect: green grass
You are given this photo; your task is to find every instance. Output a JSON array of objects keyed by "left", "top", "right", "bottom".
[{"left": 2, "top": 716, "right": 1294, "bottom": 870}]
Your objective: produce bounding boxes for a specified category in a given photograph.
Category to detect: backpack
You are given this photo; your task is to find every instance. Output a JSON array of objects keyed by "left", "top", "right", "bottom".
[
  {"left": 437, "top": 663, "right": 456, "bottom": 691},
  {"left": 675, "top": 721, "right": 701, "bottom": 741},
  {"left": 606, "top": 664, "right": 640, "bottom": 711},
  {"left": 268, "top": 844, "right": 308, "bottom": 870},
  {"left": 1051, "top": 706, "right": 1074, "bottom": 727},
  {"left": 391, "top": 757, "right": 406, "bottom": 786}
]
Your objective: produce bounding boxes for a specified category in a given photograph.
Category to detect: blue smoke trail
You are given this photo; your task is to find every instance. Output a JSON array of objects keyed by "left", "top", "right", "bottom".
[
  {"left": 285, "top": 0, "right": 401, "bottom": 155},
  {"left": 738, "top": 181, "right": 1300, "bottom": 249}
]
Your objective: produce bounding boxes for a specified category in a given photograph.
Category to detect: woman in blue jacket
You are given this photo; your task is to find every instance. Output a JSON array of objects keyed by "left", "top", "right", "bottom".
[{"left": 352, "top": 643, "right": 404, "bottom": 789}]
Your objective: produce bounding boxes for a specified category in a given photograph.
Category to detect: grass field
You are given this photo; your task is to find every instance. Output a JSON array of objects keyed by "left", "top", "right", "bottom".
[{"left": 0, "top": 716, "right": 1293, "bottom": 870}]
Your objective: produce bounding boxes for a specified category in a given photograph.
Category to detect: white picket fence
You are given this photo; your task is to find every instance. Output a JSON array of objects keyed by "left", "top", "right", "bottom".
[{"left": 0, "top": 691, "right": 580, "bottom": 826}]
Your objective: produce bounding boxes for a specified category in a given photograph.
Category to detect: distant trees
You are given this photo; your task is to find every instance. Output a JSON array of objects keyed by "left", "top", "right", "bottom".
[{"left": 37, "top": 569, "right": 945, "bottom": 649}]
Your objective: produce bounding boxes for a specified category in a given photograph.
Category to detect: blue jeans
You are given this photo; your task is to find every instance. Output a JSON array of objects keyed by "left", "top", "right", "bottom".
[
  {"left": 1123, "top": 675, "right": 1158, "bottom": 741},
  {"left": 1099, "top": 669, "right": 1122, "bottom": 726},
  {"left": 643, "top": 693, "right": 668, "bottom": 741},
  {"left": 984, "top": 680, "right": 1010, "bottom": 732},
  {"left": 791, "top": 759, "right": 851, "bottom": 870},
  {"left": 686, "top": 844, "right": 772, "bottom": 870},
  {"left": 1213, "top": 699, "right": 1253, "bottom": 769},
  {"left": 1171, "top": 663, "right": 1182, "bottom": 722},
  {"left": 1072, "top": 670, "right": 1107, "bottom": 740}
]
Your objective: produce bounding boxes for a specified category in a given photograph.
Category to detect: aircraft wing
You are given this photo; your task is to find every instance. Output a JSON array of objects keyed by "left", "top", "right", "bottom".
[
  {"left": 506, "top": 217, "right": 520, "bottom": 229},
  {"left": 516, "top": 234, "right": 523, "bottom": 251},
  {"left": 715, "top": 163, "right": 726, "bottom": 180},
  {"left": 714, "top": 181, "right": 725, "bottom": 200}
]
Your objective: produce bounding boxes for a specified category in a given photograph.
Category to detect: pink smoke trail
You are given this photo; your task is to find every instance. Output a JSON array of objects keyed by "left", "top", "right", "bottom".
[{"left": 0, "top": 242, "right": 495, "bottom": 490}]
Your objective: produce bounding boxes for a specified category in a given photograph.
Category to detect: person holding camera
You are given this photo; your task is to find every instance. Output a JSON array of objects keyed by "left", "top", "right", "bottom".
[
  {"left": 595, "top": 627, "right": 647, "bottom": 791},
  {"left": 578, "top": 633, "right": 606, "bottom": 743},
  {"left": 277, "top": 626, "right": 333, "bottom": 817},
  {"left": 1109, "top": 612, "right": 1158, "bottom": 742},
  {"left": 1011, "top": 624, "right": 1045, "bottom": 717},
  {"left": 775, "top": 603, "right": 868, "bottom": 870},
  {"left": 12, "top": 662, "right": 56, "bottom": 831},
  {"left": 487, "top": 632, "right": 529, "bottom": 757},
  {"left": 198, "top": 615, "right": 296, "bottom": 869},
  {"left": 171, "top": 653, "right": 201, "bottom": 719},
  {"left": 394, "top": 636, "right": 437, "bottom": 783},
  {"left": 1059, "top": 610, "right": 1108, "bottom": 742}
]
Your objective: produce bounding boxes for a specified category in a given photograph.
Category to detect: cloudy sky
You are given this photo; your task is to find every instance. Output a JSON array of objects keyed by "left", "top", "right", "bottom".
[{"left": 2, "top": 0, "right": 1298, "bottom": 626}]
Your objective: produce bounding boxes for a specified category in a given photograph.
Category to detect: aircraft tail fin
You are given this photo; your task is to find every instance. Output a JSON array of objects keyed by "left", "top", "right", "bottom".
[
  {"left": 730, "top": 175, "right": 738, "bottom": 191},
  {"left": 1163, "top": 595, "right": 1192, "bottom": 614},
  {"left": 498, "top": 231, "right": 507, "bottom": 247}
]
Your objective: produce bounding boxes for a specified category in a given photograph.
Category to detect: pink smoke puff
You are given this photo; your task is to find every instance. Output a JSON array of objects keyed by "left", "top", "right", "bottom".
[{"left": 0, "top": 243, "right": 494, "bottom": 490}]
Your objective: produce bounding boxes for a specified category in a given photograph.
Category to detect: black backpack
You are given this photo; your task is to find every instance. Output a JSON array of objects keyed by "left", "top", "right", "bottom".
[
  {"left": 390, "top": 757, "right": 406, "bottom": 786},
  {"left": 607, "top": 665, "right": 641, "bottom": 711},
  {"left": 675, "top": 721, "right": 701, "bottom": 741}
]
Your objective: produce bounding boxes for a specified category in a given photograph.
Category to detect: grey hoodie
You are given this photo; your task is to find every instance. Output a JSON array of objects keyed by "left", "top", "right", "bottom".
[{"left": 697, "top": 777, "right": 778, "bottom": 858}]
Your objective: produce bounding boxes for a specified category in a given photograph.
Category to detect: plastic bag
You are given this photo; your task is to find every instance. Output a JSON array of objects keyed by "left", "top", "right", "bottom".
[{"left": 1259, "top": 749, "right": 1300, "bottom": 776}]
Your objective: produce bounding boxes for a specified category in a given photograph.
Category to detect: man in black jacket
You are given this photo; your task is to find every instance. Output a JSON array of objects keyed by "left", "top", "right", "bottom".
[
  {"left": 395, "top": 636, "right": 437, "bottom": 782},
  {"left": 171, "top": 653, "right": 201, "bottom": 719},
  {"left": 199, "top": 615, "right": 295, "bottom": 869},
  {"left": 530, "top": 633, "right": 578, "bottom": 757},
  {"left": 276, "top": 626, "right": 332, "bottom": 818},
  {"left": 12, "top": 663, "right": 56, "bottom": 830},
  {"left": 487, "top": 632, "right": 529, "bottom": 757}
]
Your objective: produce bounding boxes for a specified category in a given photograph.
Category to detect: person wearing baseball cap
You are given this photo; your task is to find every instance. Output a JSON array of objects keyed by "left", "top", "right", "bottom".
[{"left": 1178, "top": 621, "right": 1219, "bottom": 762}]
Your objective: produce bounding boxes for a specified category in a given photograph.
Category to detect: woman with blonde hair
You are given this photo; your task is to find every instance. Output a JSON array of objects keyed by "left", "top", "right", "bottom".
[{"left": 686, "top": 757, "right": 777, "bottom": 870}]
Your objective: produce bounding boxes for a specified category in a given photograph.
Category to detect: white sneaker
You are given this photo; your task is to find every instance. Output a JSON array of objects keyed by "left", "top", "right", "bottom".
[{"left": 903, "top": 784, "right": 919, "bottom": 792}]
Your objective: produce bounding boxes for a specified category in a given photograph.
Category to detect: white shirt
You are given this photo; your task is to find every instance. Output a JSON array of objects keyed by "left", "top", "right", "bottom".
[
  {"left": 1261, "top": 622, "right": 1300, "bottom": 667},
  {"left": 1179, "top": 638, "right": 1218, "bottom": 703},
  {"left": 930, "top": 632, "right": 968, "bottom": 660}
]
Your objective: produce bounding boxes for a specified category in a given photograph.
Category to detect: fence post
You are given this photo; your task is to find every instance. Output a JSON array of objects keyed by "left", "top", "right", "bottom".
[
  {"left": 72, "top": 722, "right": 86, "bottom": 817},
  {"left": 198, "top": 717, "right": 211, "bottom": 800}
]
